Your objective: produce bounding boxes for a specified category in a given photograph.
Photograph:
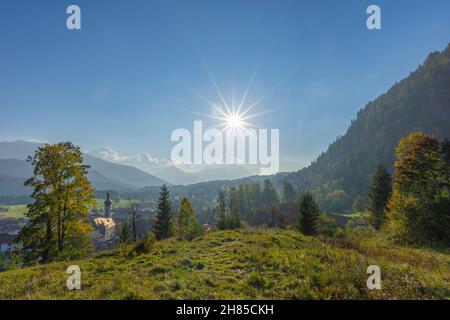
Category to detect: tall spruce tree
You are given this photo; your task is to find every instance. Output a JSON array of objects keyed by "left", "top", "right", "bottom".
[
  {"left": 368, "top": 165, "right": 392, "bottom": 229},
  {"left": 297, "top": 192, "right": 320, "bottom": 235},
  {"left": 154, "top": 184, "right": 173, "bottom": 240}
]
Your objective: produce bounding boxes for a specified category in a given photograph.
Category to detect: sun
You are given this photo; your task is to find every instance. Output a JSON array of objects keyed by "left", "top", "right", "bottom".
[
  {"left": 195, "top": 66, "right": 276, "bottom": 133},
  {"left": 226, "top": 113, "right": 244, "bottom": 129}
]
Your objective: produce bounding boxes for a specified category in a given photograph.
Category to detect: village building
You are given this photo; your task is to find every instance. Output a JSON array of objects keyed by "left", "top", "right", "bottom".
[
  {"left": 90, "top": 193, "right": 116, "bottom": 242},
  {"left": 92, "top": 217, "right": 116, "bottom": 240}
]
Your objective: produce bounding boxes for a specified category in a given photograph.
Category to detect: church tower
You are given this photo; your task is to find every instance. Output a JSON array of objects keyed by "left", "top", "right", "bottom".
[{"left": 104, "top": 192, "right": 112, "bottom": 218}]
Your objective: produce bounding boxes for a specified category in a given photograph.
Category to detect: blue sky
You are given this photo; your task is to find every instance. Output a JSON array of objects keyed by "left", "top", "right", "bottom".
[{"left": 1, "top": 0, "right": 450, "bottom": 171}]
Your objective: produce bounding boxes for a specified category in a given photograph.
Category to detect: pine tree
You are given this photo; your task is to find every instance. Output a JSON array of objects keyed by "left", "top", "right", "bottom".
[
  {"left": 368, "top": 165, "right": 392, "bottom": 229},
  {"left": 153, "top": 185, "right": 173, "bottom": 240},
  {"left": 297, "top": 192, "right": 320, "bottom": 235}
]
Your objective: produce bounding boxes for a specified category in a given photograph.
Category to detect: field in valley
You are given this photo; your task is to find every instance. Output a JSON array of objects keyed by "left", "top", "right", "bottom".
[{"left": 0, "top": 205, "right": 28, "bottom": 219}]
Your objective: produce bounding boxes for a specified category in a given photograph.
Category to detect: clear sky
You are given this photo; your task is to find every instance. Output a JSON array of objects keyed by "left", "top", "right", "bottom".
[{"left": 1, "top": 0, "right": 450, "bottom": 171}]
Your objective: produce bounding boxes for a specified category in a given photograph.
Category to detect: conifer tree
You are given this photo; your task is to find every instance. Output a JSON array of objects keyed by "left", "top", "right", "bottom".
[
  {"left": 297, "top": 192, "right": 320, "bottom": 235},
  {"left": 368, "top": 165, "right": 391, "bottom": 229},
  {"left": 154, "top": 184, "right": 173, "bottom": 240}
]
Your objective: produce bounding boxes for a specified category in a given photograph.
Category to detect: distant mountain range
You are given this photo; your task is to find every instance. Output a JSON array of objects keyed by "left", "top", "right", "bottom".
[
  {"left": 86, "top": 147, "right": 254, "bottom": 185},
  {"left": 0, "top": 141, "right": 168, "bottom": 196},
  {"left": 0, "top": 140, "right": 256, "bottom": 197}
]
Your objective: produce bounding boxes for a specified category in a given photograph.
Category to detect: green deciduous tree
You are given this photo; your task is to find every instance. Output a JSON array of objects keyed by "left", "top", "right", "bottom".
[
  {"left": 281, "top": 180, "right": 297, "bottom": 203},
  {"left": 352, "top": 195, "right": 366, "bottom": 214},
  {"left": 228, "top": 187, "right": 241, "bottom": 229},
  {"left": 215, "top": 190, "right": 228, "bottom": 230},
  {"left": 261, "top": 179, "right": 279, "bottom": 206},
  {"left": 178, "top": 196, "right": 199, "bottom": 239},
  {"left": 18, "top": 142, "right": 95, "bottom": 264}
]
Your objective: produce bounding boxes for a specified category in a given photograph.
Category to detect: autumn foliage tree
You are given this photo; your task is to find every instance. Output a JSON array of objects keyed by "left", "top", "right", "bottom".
[
  {"left": 387, "top": 132, "right": 450, "bottom": 244},
  {"left": 18, "top": 142, "right": 95, "bottom": 264}
]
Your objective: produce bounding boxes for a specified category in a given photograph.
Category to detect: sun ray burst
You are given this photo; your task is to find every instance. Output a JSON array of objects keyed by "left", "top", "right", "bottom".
[{"left": 198, "top": 66, "right": 275, "bottom": 134}]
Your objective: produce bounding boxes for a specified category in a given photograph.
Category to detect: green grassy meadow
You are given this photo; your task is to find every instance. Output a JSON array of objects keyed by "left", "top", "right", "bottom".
[
  {"left": 93, "top": 199, "right": 141, "bottom": 211},
  {"left": 0, "top": 228, "right": 448, "bottom": 300}
]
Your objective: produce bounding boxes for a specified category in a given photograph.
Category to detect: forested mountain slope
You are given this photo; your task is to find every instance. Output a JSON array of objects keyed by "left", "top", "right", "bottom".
[{"left": 285, "top": 43, "right": 450, "bottom": 210}]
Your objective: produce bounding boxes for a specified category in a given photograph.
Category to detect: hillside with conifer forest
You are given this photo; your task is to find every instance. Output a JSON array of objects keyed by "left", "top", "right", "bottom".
[
  {"left": 124, "top": 44, "right": 450, "bottom": 214},
  {"left": 284, "top": 44, "right": 450, "bottom": 211}
]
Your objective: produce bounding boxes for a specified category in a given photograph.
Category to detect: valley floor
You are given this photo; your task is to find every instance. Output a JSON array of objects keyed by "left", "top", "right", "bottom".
[{"left": 0, "top": 229, "right": 448, "bottom": 299}]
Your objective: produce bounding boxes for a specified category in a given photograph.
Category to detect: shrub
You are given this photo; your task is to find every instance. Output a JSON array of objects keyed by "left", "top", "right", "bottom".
[
  {"left": 246, "top": 272, "right": 271, "bottom": 289},
  {"left": 132, "top": 233, "right": 155, "bottom": 255}
]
